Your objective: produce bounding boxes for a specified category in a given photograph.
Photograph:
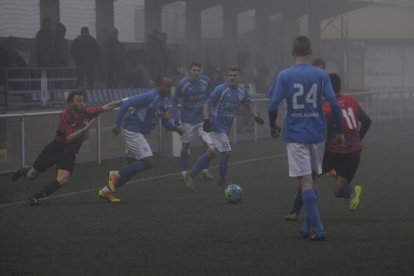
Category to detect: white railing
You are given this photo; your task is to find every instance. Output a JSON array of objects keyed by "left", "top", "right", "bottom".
[{"left": 0, "top": 90, "right": 413, "bottom": 173}]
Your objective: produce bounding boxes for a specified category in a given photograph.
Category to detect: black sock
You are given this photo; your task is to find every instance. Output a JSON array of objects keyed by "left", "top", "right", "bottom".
[
  {"left": 20, "top": 167, "right": 30, "bottom": 177},
  {"left": 32, "top": 180, "right": 62, "bottom": 200}
]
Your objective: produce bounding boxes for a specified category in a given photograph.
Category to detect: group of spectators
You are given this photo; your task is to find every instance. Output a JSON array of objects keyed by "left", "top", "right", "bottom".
[{"left": 1, "top": 17, "right": 277, "bottom": 92}]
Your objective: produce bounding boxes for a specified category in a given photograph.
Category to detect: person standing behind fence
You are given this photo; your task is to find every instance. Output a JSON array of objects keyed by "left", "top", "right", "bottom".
[
  {"left": 268, "top": 35, "right": 345, "bottom": 241},
  {"left": 171, "top": 62, "right": 214, "bottom": 182},
  {"left": 11, "top": 90, "right": 122, "bottom": 206},
  {"left": 98, "top": 75, "right": 184, "bottom": 202},
  {"left": 54, "top": 22, "right": 69, "bottom": 67},
  {"left": 183, "top": 66, "right": 264, "bottom": 192},
  {"left": 103, "top": 28, "right": 125, "bottom": 88},
  {"left": 35, "top": 16, "right": 54, "bottom": 67},
  {"left": 70, "top": 27, "right": 101, "bottom": 88}
]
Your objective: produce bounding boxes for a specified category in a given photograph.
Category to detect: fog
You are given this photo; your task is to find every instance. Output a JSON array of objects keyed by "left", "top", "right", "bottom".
[{"left": 1, "top": 0, "right": 414, "bottom": 90}]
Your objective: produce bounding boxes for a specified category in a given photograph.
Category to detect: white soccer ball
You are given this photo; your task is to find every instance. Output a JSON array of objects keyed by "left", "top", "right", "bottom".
[{"left": 224, "top": 184, "right": 244, "bottom": 204}]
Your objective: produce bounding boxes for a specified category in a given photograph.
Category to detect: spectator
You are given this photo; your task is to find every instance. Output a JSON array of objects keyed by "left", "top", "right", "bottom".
[
  {"left": 35, "top": 16, "right": 54, "bottom": 67},
  {"left": 255, "top": 66, "right": 270, "bottom": 94},
  {"left": 147, "top": 28, "right": 162, "bottom": 80},
  {"left": 70, "top": 27, "right": 101, "bottom": 88},
  {"left": 103, "top": 28, "right": 125, "bottom": 88},
  {"left": 0, "top": 37, "right": 27, "bottom": 85},
  {"left": 54, "top": 23, "right": 69, "bottom": 67}
]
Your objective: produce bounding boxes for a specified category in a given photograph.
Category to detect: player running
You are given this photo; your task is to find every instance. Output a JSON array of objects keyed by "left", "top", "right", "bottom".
[
  {"left": 268, "top": 36, "right": 345, "bottom": 240},
  {"left": 98, "top": 75, "right": 184, "bottom": 202},
  {"left": 183, "top": 65, "right": 264, "bottom": 191},
  {"left": 284, "top": 73, "right": 372, "bottom": 220},
  {"left": 171, "top": 62, "right": 214, "bottom": 181},
  {"left": 11, "top": 90, "right": 122, "bottom": 205}
]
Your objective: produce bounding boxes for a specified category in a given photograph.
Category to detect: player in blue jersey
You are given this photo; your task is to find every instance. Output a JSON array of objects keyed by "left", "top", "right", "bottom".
[
  {"left": 98, "top": 75, "right": 184, "bottom": 202},
  {"left": 171, "top": 62, "right": 214, "bottom": 181},
  {"left": 268, "top": 36, "right": 345, "bottom": 240},
  {"left": 284, "top": 57, "right": 326, "bottom": 221},
  {"left": 284, "top": 73, "right": 372, "bottom": 220},
  {"left": 183, "top": 65, "right": 264, "bottom": 191}
]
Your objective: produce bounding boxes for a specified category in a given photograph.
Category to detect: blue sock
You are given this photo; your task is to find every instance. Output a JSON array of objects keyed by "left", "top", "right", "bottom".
[
  {"left": 302, "top": 189, "right": 324, "bottom": 233},
  {"left": 117, "top": 160, "right": 147, "bottom": 187},
  {"left": 180, "top": 150, "right": 189, "bottom": 172},
  {"left": 219, "top": 154, "right": 230, "bottom": 184},
  {"left": 303, "top": 189, "right": 319, "bottom": 231},
  {"left": 190, "top": 152, "right": 211, "bottom": 177},
  {"left": 291, "top": 186, "right": 303, "bottom": 214}
]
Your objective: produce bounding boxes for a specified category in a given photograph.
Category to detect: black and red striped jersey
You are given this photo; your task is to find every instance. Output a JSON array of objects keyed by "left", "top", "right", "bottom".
[
  {"left": 323, "top": 95, "right": 364, "bottom": 153},
  {"left": 55, "top": 106, "right": 104, "bottom": 154}
]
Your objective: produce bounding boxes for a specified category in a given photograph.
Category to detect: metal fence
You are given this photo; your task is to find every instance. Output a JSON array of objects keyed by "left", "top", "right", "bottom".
[{"left": 0, "top": 90, "right": 413, "bottom": 173}]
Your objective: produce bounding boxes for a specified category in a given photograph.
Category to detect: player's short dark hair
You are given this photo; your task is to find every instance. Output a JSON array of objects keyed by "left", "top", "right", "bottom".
[
  {"left": 67, "top": 90, "right": 84, "bottom": 103},
  {"left": 329, "top": 73, "right": 341, "bottom": 94},
  {"left": 228, "top": 65, "right": 241, "bottom": 74},
  {"left": 292, "top": 35, "right": 312, "bottom": 56},
  {"left": 155, "top": 74, "right": 171, "bottom": 85},
  {"left": 312, "top": 58, "right": 326, "bottom": 69},
  {"left": 189, "top": 61, "right": 202, "bottom": 68}
]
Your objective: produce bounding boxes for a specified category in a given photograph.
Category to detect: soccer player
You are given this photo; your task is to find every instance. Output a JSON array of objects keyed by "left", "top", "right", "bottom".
[
  {"left": 171, "top": 62, "right": 214, "bottom": 181},
  {"left": 11, "top": 90, "right": 122, "bottom": 205},
  {"left": 98, "top": 75, "right": 184, "bottom": 202},
  {"left": 183, "top": 65, "right": 264, "bottom": 191},
  {"left": 268, "top": 35, "right": 345, "bottom": 240},
  {"left": 284, "top": 73, "right": 372, "bottom": 220}
]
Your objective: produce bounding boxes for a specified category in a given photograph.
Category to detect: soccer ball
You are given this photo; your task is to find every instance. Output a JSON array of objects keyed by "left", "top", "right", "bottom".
[{"left": 224, "top": 184, "right": 244, "bottom": 203}]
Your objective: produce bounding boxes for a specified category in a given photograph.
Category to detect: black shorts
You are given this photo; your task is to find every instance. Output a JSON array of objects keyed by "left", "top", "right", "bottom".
[
  {"left": 322, "top": 150, "right": 361, "bottom": 183},
  {"left": 32, "top": 140, "right": 76, "bottom": 173}
]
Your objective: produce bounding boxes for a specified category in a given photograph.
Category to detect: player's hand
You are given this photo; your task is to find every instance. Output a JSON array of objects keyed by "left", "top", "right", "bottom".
[
  {"left": 112, "top": 125, "right": 120, "bottom": 136},
  {"left": 270, "top": 126, "right": 281, "bottom": 139},
  {"left": 176, "top": 126, "right": 185, "bottom": 135},
  {"left": 254, "top": 116, "right": 264, "bottom": 125},
  {"left": 203, "top": 119, "right": 211, "bottom": 132},
  {"left": 174, "top": 120, "right": 181, "bottom": 126},
  {"left": 335, "top": 133, "right": 345, "bottom": 148},
  {"left": 83, "top": 118, "right": 96, "bottom": 132}
]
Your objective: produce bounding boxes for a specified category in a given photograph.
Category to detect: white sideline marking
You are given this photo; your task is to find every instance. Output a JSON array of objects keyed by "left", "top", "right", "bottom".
[
  {"left": 2, "top": 130, "right": 412, "bottom": 209},
  {"left": 0, "top": 153, "right": 287, "bottom": 209}
]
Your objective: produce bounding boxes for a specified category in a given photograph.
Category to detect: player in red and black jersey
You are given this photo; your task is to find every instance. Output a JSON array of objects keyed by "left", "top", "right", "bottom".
[
  {"left": 285, "top": 73, "right": 372, "bottom": 220},
  {"left": 11, "top": 90, "right": 122, "bottom": 205},
  {"left": 322, "top": 73, "right": 371, "bottom": 209}
]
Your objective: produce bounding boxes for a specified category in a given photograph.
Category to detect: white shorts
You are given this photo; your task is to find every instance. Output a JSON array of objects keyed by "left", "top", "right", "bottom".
[
  {"left": 181, "top": 122, "right": 213, "bottom": 146},
  {"left": 122, "top": 129, "right": 153, "bottom": 160},
  {"left": 286, "top": 142, "right": 325, "bottom": 177},
  {"left": 209, "top": 132, "right": 232, "bottom": 153}
]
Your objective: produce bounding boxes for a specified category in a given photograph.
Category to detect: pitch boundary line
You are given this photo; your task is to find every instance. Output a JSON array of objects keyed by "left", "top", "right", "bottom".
[
  {"left": 1, "top": 130, "right": 412, "bottom": 209},
  {"left": 0, "top": 153, "right": 287, "bottom": 209}
]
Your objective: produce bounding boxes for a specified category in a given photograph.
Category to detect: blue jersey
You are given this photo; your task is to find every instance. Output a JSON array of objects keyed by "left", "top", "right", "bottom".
[
  {"left": 207, "top": 83, "right": 252, "bottom": 134},
  {"left": 268, "top": 64, "right": 342, "bottom": 144},
  {"left": 171, "top": 75, "right": 211, "bottom": 124},
  {"left": 115, "top": 89, "right": 169, "bottom": 135}
]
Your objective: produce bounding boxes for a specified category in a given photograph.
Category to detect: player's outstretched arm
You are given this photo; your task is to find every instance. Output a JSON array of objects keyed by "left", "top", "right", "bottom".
[{"left": 102, "top": 99, "right": 123, "bottom": 111}]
